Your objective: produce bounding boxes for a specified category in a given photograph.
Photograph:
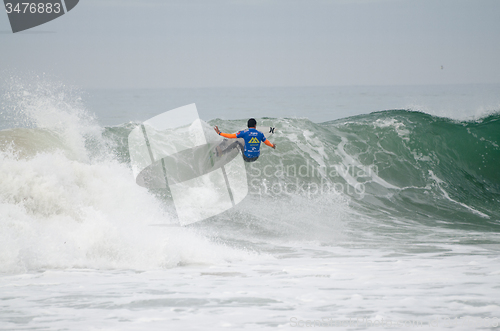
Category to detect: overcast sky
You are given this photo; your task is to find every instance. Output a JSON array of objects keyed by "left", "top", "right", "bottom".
[{"left": 1, "top": 0, "right": 499, "bottom": 88}]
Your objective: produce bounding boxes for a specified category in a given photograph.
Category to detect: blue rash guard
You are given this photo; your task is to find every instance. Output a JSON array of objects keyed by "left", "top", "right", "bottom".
[{"left": 236, "top": 128, "right": 267, "bottom": 158}]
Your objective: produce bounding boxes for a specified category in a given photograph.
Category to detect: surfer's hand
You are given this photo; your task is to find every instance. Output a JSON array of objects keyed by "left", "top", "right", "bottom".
[
  {"left": 214, "top": 126, "right": 221, "bottom": 135},
  {"left": 272, "top": 143, "right": 276, "bottom": 149}
]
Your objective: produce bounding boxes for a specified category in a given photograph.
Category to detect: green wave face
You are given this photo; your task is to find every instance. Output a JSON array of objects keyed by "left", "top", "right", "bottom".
[{"left": 320, "top": 111, "right": 500, "bottom": 229}]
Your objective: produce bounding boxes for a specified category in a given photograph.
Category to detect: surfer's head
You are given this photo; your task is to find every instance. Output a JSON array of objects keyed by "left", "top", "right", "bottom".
[{"left": 247, "top": 118, "right": 257, "bottom": 128}]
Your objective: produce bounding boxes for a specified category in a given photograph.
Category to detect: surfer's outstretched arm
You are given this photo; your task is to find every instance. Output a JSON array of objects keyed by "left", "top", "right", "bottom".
[
  {"left": 264, "top": 139, "right": 276, "bottom": 149},
  {"left": 214, "top": 126, "right": 237, "bottom": 138}
]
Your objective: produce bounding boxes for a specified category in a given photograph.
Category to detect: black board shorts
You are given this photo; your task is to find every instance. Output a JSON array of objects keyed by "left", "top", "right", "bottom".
[{"left": 242, "top": 154, "right": 259, "bottom": 163}]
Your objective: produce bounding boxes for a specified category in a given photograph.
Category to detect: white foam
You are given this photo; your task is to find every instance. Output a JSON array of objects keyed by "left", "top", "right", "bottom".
[
  {"left": 373, "top": 118, "right": 410, "bottom": 141},
  {"left": 0, "top": 149, "right": 255, "bottom": 273},
  {"left": 428, "top": 170, "right": 490, "bottom": 219},
  {"left": 0, "top": 81, "right": 256, "bottom": 273}
]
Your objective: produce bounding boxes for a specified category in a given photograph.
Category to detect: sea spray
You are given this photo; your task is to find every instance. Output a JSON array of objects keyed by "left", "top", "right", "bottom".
[{"left": 0, "top": 80, "right": 258, "bottom": 273}]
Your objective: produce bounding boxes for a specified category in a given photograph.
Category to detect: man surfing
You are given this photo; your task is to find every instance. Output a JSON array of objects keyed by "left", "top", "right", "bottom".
[{"left": 214, "top": 118, "right": 276, "bottom": 162}]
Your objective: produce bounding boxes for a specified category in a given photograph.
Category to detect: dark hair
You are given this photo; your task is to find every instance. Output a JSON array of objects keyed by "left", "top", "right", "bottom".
[{"left": 247, "top": 118, "right": 257, "bottom": 128}]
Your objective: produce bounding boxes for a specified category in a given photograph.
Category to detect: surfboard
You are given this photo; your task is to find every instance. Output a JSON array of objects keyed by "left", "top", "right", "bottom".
[{"left": 256, "top": 126, "right": 276, "bottom": 138}]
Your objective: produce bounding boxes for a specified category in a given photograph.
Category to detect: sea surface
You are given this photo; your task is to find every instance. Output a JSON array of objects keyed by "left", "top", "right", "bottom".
[{"left": 1, "top": 80, "right": 499, "bottom": 330}]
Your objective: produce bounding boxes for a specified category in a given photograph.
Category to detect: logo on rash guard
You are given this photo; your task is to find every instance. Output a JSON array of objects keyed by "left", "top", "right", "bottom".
[{"left": 248, "top": 137, "right": 259, "bottom": 143}]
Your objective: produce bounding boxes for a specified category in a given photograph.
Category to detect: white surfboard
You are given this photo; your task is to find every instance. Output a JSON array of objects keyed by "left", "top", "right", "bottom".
[{"left": 256, "top": 126, "right": 276, "bottom": 138}]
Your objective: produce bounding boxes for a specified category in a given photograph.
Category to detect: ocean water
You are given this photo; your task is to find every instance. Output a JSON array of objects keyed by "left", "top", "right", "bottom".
[{"left": 0, "top": 80, "right": 500, "bottom": 330}]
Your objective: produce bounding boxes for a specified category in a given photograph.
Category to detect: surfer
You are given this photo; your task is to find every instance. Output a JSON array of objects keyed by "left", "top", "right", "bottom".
[{"left": 214, "top": 118, "right": 276, "bottom": 162}]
